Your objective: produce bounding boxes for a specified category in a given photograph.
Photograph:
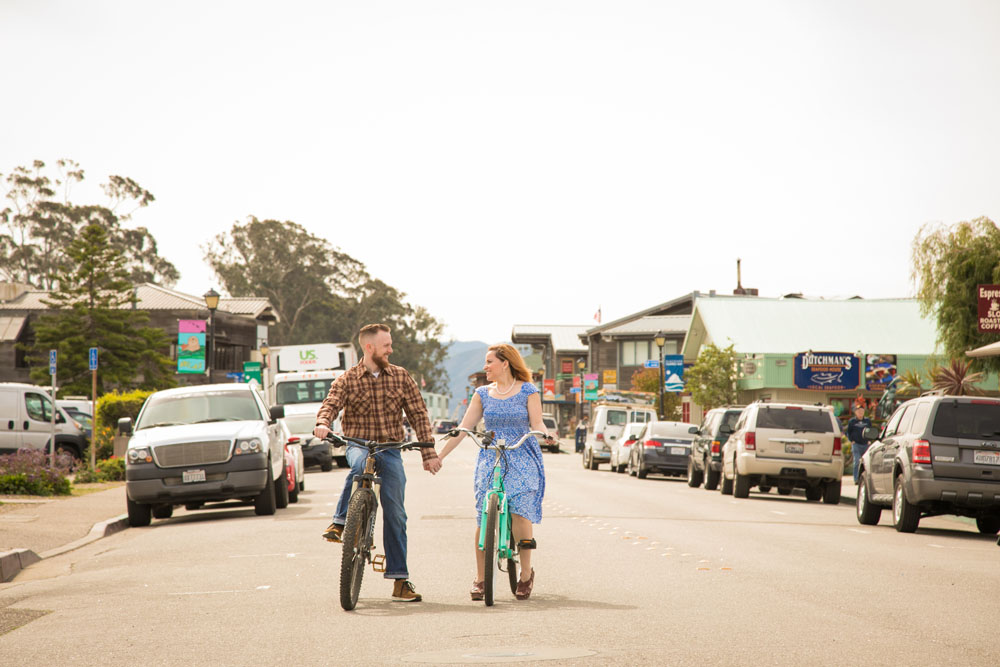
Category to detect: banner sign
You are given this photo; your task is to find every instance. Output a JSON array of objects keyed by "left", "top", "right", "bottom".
[
  {"left": 572, "top": 375, "right": 581, "bottom": 388},
  {"left": 864, "top": 354, "right": 897, "bottom": 391},
  {"left": 663, "top": 355, "right": 685, "bottom": 392},
  {"left": 978, "top": 285, "right": 1000, "bottom": 332},
  {"left": 793, "top": 351, "right": 859, "bottom": 391},
  {"left": 603, "top": 369, "right": 617, "bottom": 385},
  {"left": 561, "top": 359, "right": 574, "bottom": 374},
  {"left": 543, "top": 378, "right": 555, "bottom": 398},
  {"left": 584, "top": 373, "right": 599, "bottom": 400},
  {"left": 177, "top": 319, "right": 207, "bottom": 374}
]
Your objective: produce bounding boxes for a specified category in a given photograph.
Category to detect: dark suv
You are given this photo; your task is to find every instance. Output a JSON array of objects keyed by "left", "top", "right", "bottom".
[
  {"left": 856, "top": 395, "right": 1000, "bottom": 534},
  {"left": 687, "top": 407, "right": 744, "bottom": 490}
]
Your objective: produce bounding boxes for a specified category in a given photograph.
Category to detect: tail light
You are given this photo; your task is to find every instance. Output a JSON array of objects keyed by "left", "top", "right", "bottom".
[
  {"left": 623, "top": 440, "right": 634, "bottom": 448},
  {"left": 644, "top": 439, "right": 662, "bottom": 448},
  {"left": 596, "top": 432, "right": 605, "bottom": 442},
  {"left": 833, "top": 437, "right": 842, "bottom": 456},
  {"left": 288, "top": 436, "right": 301, "bottom": 444},
  {"left": 745, "top": 431, "right": 756, "bottom": 451},
  {"left": 711, "top": 441, "right": 720, "bottom": 454},
  {"left": 912, "top": 440, "right": 931, "bottom": 464}
]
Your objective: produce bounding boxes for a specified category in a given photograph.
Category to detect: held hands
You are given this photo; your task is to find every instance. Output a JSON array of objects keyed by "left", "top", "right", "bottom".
[{"left": 423, "top": 450, "right": 442, "bottom": 475}]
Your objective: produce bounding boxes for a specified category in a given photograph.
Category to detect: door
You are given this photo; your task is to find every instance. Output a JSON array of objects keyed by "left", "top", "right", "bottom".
[
  {"left": 22, "top": 390, "right": 58, "bottom": 452},
  {"left": 873, "top": 406, "right": 908, "bottom": 493},
  {"left": 0, "top": 389, "right": 20, "bottom": 453}
]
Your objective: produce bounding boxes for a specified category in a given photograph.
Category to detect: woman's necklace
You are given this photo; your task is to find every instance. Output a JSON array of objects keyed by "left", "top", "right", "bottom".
[{"left": 494, "top": 378, "right": 516, "bottom": 396}]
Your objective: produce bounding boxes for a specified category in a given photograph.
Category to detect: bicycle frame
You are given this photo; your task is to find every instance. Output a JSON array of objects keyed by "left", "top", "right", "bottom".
[{"left": 478, "top": 447, "right": 515, "bottom": 562}]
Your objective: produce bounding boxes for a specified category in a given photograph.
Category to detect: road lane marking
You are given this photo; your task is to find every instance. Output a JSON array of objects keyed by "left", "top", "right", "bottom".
[
  {"left": 171, "top": 585, "right": 271, "bottom": 596},
  {"left": 847, "top": 529, "right": 870, "bottom": 534},
  {"left": 230, "top": 553, "right": 301, "bottom": 558},
  {"left": 771, "top": 510, "right": 787, "bottom": 515}
]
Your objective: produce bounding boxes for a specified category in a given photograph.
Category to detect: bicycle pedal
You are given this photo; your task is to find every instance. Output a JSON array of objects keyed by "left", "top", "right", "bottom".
[
  {"left": 371, "top": 554, "right": 386, "bottom": 572},
  {"left": 517, "top": 538, "right": 537, "bottom": 550}
]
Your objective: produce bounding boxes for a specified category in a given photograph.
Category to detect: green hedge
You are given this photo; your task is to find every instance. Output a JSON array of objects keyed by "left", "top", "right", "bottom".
[{"left": 92, "top": 389, "right": 155, "bottom": 459}]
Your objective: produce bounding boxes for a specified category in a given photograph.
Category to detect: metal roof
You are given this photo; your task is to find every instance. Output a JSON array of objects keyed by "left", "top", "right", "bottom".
[
  {"left": 510, "top": 324, "right": 589, "bottom": 353},
  {"left": 684, "top": 297, "right": 940, "bottom": 357},
  {"left": 600, "top": 315, "right": 690, "bottom": 338}
]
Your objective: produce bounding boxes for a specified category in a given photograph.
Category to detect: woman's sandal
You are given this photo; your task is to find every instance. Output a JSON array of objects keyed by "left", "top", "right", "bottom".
[
  {"left": 470, "top": 580, "right": 485, "bottom": 601},
  {"left": 515, "top": 569, "right": 534, "bottom": 600}
]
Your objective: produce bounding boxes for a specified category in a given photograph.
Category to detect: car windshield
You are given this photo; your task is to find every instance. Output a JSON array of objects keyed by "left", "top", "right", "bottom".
[
  {"left": 756, "top": 407, "right": 833, "bottom": 432},
  {"left": 606, "top": 410, "right": 628, "bottom": 426},
  {"left": 932, "top": 401, "right": 1000, "bottom": 439},
  {"left": 137, "top": 390, "right": 261, "bottom": 429},
  {"left": 65, "top": 410, "right": 93, "bottom": 429},
  {"left": 649, "top": 422, "right": 694, "bottom": 439},
  {"left": 283, "top": 413, "right": 317, "bottom": 435},
  {"left": 276, "top": 379, "right": 333, "bottom": 405}
]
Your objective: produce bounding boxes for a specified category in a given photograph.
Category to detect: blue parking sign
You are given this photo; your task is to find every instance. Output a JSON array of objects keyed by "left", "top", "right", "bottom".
[
  {"left": 89, "top": 347, "right": 98, "bottom": 371},
  {"left": 49, "top": 349, "right": 57, "bottom": 375}
]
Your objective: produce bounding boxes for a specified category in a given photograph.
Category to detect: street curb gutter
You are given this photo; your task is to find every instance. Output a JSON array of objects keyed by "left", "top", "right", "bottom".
[{"left": 0, "top": 514, "right": 129, "bottom": 582}]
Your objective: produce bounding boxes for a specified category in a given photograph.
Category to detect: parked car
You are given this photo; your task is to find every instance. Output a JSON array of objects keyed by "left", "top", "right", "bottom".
[
  {"left": 720, "top": 401, "right": 843, "bottom": 502},
  {"left": 583, "top": 403, "right": 656, "bottom": 470},
  {"left": 687, "top": 406, "right": 744, "bottom": 490},
  {"left": 856, "top": 395, "right": 1000, "bottom": 534},
  {"left": 0, "top": 383, "right": 88, "bottom": 461},
  {"left": 58, "top": 398, "right": 94, "bottom": 441},
  {"left": 627, "top": 421, "right": 697, "bottom": 479},
  {"left": 541, "top": 415, "right": 560, "bottom": 453},
  {"left": 119, "top": 383, "right": 286, "bottom": 526},
  {"left": 280, "top": 410, "right": 343, "bottom": 470},
  {"left": 433, "top": 419, "right": 458, "bottom": 434},
  {"left": 278, "top": 418, "right": 305, "bottom": 503},
  {"left": 610, "top": 421, "right": 648, "bottom": 473}
]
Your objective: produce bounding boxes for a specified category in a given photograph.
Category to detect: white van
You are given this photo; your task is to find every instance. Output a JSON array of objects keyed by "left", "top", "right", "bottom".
[
  {"left": 0, "top": 383, "right": 89, "bottom": 459},
  {"left": 582, "top": 403, "right": 657, "bottom": 470}
]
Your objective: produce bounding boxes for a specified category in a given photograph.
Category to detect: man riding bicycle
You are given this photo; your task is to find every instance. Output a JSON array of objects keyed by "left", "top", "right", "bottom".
[{"left": 313, "top": 323, "right": 440, "bottom": 602}]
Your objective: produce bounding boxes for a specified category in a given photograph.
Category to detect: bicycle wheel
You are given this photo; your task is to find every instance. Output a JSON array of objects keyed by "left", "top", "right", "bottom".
[
  {"left": 507, "top": 528, "right": 519, "bottom": 595},
  {"left": 483, "top": 493, "right": 498, "bottom": 606},
  {"left": 340, "top": 489, "right": 376, "bottom": 611}
]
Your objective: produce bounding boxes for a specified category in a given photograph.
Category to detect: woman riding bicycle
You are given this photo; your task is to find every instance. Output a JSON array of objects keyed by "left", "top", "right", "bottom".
[{"left": 438, "top": 343, "right": 550, "bottom": 601}]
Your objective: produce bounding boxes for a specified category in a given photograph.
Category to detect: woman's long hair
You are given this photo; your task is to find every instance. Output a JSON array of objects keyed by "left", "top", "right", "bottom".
[{"left": 489, "top": 343, "right": 533, "bottom": 382}]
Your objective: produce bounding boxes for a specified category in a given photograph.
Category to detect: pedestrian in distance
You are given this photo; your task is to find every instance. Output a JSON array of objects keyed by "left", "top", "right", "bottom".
[
  {"left": 845, "top": 405, "right": 872, "bottom": 485},
  {"left": 575, "top": 415, "right": 588, "bottom": 453},
  {"left": 313, "top": 323, "right": 441, "bottom": 602},
  {"left": 437, "top": 344, "right": 547, "bottom": 601}
]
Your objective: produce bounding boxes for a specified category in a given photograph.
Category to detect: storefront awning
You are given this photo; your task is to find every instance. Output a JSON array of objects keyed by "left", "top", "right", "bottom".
[
  {"left": 966, "top": 340, "right": 1000, "bottom": 358},
  {"left": 0, "top": 316, "right": 26, "bottom": 341}
]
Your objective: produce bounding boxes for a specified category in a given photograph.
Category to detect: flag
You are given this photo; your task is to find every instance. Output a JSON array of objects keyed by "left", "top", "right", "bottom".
[{"left": 593, "top": 306, "right": 601, "bottom": 324}]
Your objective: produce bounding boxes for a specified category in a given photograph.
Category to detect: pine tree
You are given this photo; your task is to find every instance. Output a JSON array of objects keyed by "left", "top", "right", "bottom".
[{"left": 26, "top": 222, "right": 176, "bottom": 395}]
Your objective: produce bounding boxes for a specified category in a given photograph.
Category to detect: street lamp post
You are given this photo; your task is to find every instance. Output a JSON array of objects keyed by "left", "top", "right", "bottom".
[
  {"left": 577, "top": 357, "right": 586, "bottom": 422},
  {"left": 654, "top": 331, "right": 666, "bottom": 419},
  {"left": 204, "top": 288, "right": 220, "bottom": 383},
  {"left": 260, "top": 342, "right": 270, "bottom": 400}
]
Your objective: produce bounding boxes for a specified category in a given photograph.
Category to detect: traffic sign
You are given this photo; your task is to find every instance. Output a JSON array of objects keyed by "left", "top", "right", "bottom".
[
  {"left": 49, "top": 350, "right": 57, "bottom": 375},
  {"left": 569, "top": 387, "right": 581, "bottom": 394},
  {"left": 644, "top": 359, "right": 659, "bottom": 368},
  {"left": 89, "top": 347, "right": 98, "bottom": 371}
]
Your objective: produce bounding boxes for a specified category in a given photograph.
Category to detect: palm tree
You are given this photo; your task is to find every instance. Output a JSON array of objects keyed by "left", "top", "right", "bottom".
[
  {"left": 897, "top": 369, "right": 926, "bottom": 397},
  {"left": 931, "top": 359, "right": 985, "bottom": 396}
]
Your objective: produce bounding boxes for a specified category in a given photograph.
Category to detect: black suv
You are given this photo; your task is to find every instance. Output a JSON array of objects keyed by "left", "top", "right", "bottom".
[
  {"left": 856, "top": 395, "right": 1000, "bottom": 534},
  {"left": 687, "top": 406, "right": 744, "bottom": 491}
]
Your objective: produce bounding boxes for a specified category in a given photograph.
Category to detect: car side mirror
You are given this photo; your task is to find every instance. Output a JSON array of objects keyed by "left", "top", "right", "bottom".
[
  {"left": 269, "top": 405, "right": 285, "bottom": 422},
  {"left": 862, "top": 426, "right": 880, "bottom": 442},
  {"left": 688, "top": 426, "right": 699, "bottom": 435},
  {"left": 118, "top": 417, "right": 133, "bottom": 436}
]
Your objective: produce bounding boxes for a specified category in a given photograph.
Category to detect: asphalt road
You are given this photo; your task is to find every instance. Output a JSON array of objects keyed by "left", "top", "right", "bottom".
[{"left": 2, "top": 440, "right": 999, "bottom": 665}]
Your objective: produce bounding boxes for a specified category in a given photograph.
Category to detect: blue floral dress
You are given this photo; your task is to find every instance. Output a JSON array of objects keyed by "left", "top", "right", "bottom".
[{"left": 474, "top": 383, "right": 546, "bottom": 523}]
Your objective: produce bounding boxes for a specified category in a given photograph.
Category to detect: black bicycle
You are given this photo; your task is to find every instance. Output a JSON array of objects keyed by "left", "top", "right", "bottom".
[{"left": 325, "top": 434, "right": 430, "bottom": 611}]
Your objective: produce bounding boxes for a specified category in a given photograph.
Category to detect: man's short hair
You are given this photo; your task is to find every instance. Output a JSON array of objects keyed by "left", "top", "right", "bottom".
[{"left": 358, "top": 323, "right": 390, "bottom": 346}]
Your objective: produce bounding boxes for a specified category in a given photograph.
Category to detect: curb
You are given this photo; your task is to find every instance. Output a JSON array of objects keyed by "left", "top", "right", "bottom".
[{"left": 0, "top": 514, "right": 129, "bottom": 582}]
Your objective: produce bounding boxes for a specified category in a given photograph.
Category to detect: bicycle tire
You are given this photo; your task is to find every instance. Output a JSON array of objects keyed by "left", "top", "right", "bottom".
[
  {"left": 507, "top": 528, "right": 519, "bottom": 595},
  {"left": 483, "top": 493, "right": 498, "bottom": 606},
  {"left": 340, "top": 489, "right": 376, "bottom": 611}
]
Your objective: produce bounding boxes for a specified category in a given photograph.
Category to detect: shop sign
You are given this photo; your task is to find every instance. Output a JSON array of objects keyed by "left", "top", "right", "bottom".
[
  {"left": 864, "top": 354, "right": 897, "bottom": 391},
  {"left": 561, "top": 359, "right": 574, "bottom": 374},
  {"left": 978, "top": 285, "right": 1000, "bottom": 332},
  {"left": 177, "top": 319, "right": 206, "bottom": 374},
  {"left": 603, "top": 369, "right": 617, "bottom": 384},
  {"left": 664, "top": 355, "right": 685, "bottom": 392},
  {"left": 543, "top": 379, "right": 556, "bottom": 398},
  {"left": 793, "top": 351, "right": 859, "bottom": 391}
]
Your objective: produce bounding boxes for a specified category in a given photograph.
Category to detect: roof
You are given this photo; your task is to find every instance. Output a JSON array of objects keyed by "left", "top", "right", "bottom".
[
  {"left": 683, "top": 296, "right": 940, "bottom": 358},
  {"left": 583, "top": 292, "right": 698, "bottom": 338},
  {"left": 510, "top": 325, "right": 589, "bottom": 353},
  {"left": 599, "top": 315, "right": 690, "bottom": 338}
]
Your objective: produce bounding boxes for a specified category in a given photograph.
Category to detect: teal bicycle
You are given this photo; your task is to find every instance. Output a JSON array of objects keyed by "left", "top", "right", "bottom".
[{"left": 449, "top": 427, "right": 545, "bottom": 606}]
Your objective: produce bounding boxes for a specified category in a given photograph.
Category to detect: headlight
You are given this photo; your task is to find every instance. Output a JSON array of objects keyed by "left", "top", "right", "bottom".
[
  {"left": 127, "top": 447, "right": 152, "bottom": 464},
  {"left": 235, "top": 438, "right": 263, "bottom": 455}
]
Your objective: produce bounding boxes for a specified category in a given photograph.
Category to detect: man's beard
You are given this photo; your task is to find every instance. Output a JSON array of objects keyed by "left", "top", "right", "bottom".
[{"left": 372, "top": 351, "right": 390, "bottom": 370}]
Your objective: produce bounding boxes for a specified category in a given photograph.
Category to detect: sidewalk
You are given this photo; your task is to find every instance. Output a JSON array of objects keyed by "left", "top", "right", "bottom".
[{"left": 0, "top": 483, "right": 128, "bottom": 583}]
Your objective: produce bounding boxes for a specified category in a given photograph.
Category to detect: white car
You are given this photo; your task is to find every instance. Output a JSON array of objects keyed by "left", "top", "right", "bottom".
[
  {"left": 610, "top": 421, "right": 648, "bottom": 473},
  {"left": 582, "top": 403, "right": 657, "bottom": 470},
  {"left": 278, "top": 418, "right": 305, "bottom": 502}
]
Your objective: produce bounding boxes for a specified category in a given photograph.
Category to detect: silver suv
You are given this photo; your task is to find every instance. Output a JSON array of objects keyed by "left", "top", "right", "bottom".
[
  {"left": 856, "top": 395, "right": 1000, "bottom": 534},
  {"left": 721, "top": 401, "right": 844, "bottom": 503}
]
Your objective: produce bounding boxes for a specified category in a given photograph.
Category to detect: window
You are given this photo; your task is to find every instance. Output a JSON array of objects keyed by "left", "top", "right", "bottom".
[
  {"left": 606, "top": 410, "right": 628, "bottom": 426},
  {"left": 621, "top": 341, "right": 651, "bottom": 366},
  {"left": 883, "top": 406, "right": 907, "bottom": 438},
  {"left": 756, "top": 407, "right": 834, "bottom": 433},
  {"left": 896, "top": 405, "right": 916, "bottom": 435},
  {"left": 25, "top": 392, "right": 56, "bottom": 422},
  {"left": 932, "top": 401, "right": 1000, "bottom": 440},
  {"left": 276, "top": 379, "right": 334, "bottom": 405}
]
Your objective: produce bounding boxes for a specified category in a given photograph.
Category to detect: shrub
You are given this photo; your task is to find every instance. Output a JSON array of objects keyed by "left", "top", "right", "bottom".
[
  {"left": 0, "top": 449, "right": 73, "bottom": 496},
  {"left": 92, "top": 389, "right": 154, "bottom": 459},
  {"left": 96, "top": 456, "right": 125, "bottom": 481}
]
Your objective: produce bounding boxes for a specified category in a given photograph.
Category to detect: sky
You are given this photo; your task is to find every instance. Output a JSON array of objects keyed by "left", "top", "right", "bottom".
[{"left": 3, "top": 1, "right": 1000, "bottom": 345}]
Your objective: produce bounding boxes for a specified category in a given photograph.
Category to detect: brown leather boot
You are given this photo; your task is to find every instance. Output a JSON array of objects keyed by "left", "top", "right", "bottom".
[{"left": 391, "top": 579, "right": 422, "bottom": 602}]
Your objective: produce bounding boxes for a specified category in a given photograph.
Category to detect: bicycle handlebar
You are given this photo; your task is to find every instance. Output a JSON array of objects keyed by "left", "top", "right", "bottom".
[
  {"left": 323, "top": 433, "right": 433, "bottom": 451},
  {"left": 444, "top": 427, "right": 547, "bottom": 451}
]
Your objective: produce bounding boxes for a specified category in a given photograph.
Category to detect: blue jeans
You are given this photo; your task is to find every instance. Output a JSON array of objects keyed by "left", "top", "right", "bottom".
[
  {"left": 332, "top": 447, "right": 409, "bottom": 580},
  {"left": 852, "top": 441, "right": 869, "bottom": 484}
]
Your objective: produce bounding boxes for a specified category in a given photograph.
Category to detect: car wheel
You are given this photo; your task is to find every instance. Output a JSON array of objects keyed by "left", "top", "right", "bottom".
[
  {"left": 254, "top": 465, "right": 277, "bottom": 516},
  {"left": 289, "top": 482, "right": 299, "bottom": 504},
  {"left": 275, "top": 463, "right": 290, "bottom": 510},
  {"left": 856, "top": 471, "right": 882, "bottom": 525},
  {"left": 804, "top": 485, "right": 822, "bottom": 502},
  {"left": 636, "top": 455, "right": 648, "bottom": 479},
  {"left": 152, "top": 503, "right": 173, "bottom": 519},
  {"left": 704, "top": 459, "right": 720, "bottom": 490},
  {"left": 975, "top": 516, "right": 1000, "bottom": 534},
  {"left": 184, "top": 502, "right": 202, "bottom": 511},
  {"left": 627, "top": 453, "right": 636, "bottom": 477},
  {"left": 719, "top": 466, "right": 733, "bottom": 495},
  {"left": 822, "top": 479, "right": 842, "bottom": 504},
  {"left": 733, "top": 464, "right": 751, "bottom": 498},
  {"left": 127, "top": 497, "right": 151, "bottom": 527},
  {"left": 321, "top": 461, "right": 335, "bottom": 472},
  {"left": 582, "top": 450, "right": 590, "bottom": 469},
  {"left": 589, "top": 451, "right": 600, "bottom": 471},
  {"left": 686, "top": 458, "right": 703, "bottom": 488},
  {"left": 892, "top": 473, "right": 920, "bottom": 533}
]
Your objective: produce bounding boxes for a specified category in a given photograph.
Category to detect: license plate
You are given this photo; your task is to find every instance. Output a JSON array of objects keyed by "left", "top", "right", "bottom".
[
  {"left": 785, "top": 443, "right": 804, "bottom": 454},
  {"left": 670, "top": 447, "right": 686, "bottom": 456},
  {"left": 182, "top": 469, "right": 206, "bottom": 483},
  {"left": 974, "top": 450, "right": 1000, "bottom": 465}
]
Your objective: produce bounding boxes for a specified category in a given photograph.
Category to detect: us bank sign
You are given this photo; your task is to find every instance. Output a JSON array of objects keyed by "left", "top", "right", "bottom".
[{"left": 793, "top": 352, "right": 860, "bottom": 391}]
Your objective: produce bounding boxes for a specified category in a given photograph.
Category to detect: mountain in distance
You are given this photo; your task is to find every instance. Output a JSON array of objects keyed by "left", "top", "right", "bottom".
[{"left": 443, "top": 340, "right": 489, "bottom": 419}]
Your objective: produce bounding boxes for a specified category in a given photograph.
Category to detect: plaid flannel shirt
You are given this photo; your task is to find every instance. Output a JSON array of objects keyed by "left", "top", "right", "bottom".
[{"left": 315, "top": 362, "right": 438, "bottom": 461}]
